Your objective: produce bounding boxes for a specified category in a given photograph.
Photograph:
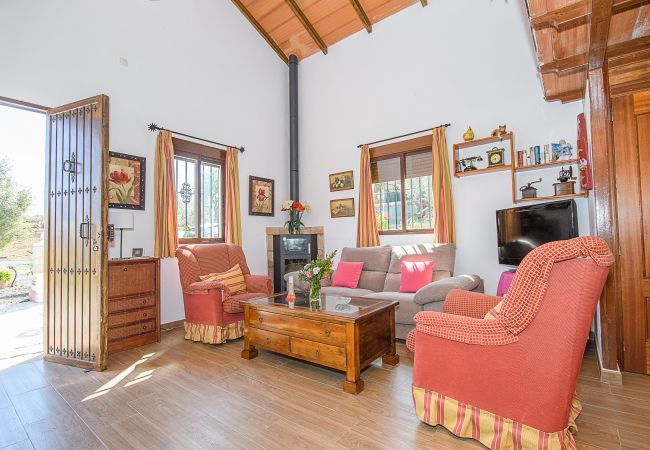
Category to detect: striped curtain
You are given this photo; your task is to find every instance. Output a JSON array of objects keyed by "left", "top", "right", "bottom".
[
  {"left": 154, "top": 130, "right": 179, "bottom": 257},
  {"left": 357, "top": 144, "right": 380, "bottom": 247},
  {"left": 224, "top": 146, "right": 242, "bottom": 246},
  {"left": 432, "top": 126, "right": 456, "bottom": 244}
]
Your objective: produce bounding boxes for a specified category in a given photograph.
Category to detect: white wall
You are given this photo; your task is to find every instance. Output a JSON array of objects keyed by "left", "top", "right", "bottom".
[
  {"left": 298, "top": 0, "right": 587, "bottom": 295},
  {"left": 0, "top": 0, "right": 289, "bottom": 323}
]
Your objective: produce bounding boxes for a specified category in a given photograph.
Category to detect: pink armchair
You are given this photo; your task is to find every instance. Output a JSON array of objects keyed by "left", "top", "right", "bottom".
[
  {"left": 407, "top": 237, "right": 614, "bottom": 450},
  {"left": 176, "top": 243, "right": 272, "bottom": 345}
]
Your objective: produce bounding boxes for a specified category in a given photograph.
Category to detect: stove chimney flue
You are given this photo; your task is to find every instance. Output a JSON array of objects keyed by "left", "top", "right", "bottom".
[{"left": 289, "top": 54, "right": 299, "bottom": 201}]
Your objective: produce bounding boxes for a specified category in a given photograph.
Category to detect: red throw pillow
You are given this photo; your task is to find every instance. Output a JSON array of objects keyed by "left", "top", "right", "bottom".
[
  {"left": 332, "top": 261, "right": 364, "bottom": 288},
  {"left": 400, "top": 260, "right": 435, "bottom": 293}
]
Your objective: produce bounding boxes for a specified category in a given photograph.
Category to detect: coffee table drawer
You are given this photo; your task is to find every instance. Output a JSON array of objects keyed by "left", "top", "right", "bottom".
[
  {"left": 249, "top": 327, "right": 290, "bottom": 353},
  {"left": 290, "top": 337, "right": 346, "bottom": 371},
  {"left": 250, "top": 310, "right": 346, "bottom": 345}
]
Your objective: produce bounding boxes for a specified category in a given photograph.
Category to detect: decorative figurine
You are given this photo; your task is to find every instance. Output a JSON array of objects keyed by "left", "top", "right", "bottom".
[
  {"left": 491, "top": 125, "right": 507, "bottom": 137},
  {"left": 486, "top": 146, "right": 505, "bottom": 167},
  {"left": 520, "top": 179, "right": 542, "bottom": 199},
  {"left": 552, "top": 139, "right": 574, "bottom": 161},
  {"left": 553, "top": 166, "right": 576, "bottom": 196},
  {"left": 463, "top": 126, "right": 475, "bottom": 141},
  {"left": 458, "top": 155, "right": 483, "bottom": 172}
]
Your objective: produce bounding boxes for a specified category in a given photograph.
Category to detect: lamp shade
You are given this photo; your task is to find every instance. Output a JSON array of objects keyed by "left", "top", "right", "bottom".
[{"left": 110, "top": 211, "right": 134, "bottom": 229}]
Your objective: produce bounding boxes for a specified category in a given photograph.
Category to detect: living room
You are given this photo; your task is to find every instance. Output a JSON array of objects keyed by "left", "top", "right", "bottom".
[{"left": 0, "top": 0, "right": 649, "bottom": 449}]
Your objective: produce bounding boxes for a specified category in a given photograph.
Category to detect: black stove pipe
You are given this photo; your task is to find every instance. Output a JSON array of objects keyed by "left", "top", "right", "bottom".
[{"left": 289, "top": 54, "right": 299, "bottom": 201}]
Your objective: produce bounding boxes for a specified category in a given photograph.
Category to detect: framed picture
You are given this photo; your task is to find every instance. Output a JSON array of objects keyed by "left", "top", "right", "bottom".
[
  {"left": 249, "top": 176, "right": 274, "bottom": 216},
  {"left": 329, "top": 170, "right": 354, "bottom": 192},
  {"left": 132, "top": 248, "right": 143, "bottom": 257},
  {"left": 330, "top": 198, "right": 355, "bottom": 218},
  {"left": 108, "top": 152, "right": 146, "bottom": 210}
]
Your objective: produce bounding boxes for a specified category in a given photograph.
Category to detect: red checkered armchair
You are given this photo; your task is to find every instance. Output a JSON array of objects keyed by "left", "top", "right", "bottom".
[
  {"left": 407, "top": 237, "right": 614, "bottom": 450},
  {"left": 176, "top": 243, "right": 272, "bottom": 345}
]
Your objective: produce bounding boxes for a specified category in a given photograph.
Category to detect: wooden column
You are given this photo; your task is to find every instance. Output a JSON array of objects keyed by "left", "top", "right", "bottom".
[{"left": 588, "top": 65, "right": 622, "bottom": 371}]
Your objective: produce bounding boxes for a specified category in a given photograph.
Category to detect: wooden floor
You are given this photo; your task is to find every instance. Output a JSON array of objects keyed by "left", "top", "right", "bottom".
[{"left": 0, "top": 327, "right": 649, "bottom": 450}]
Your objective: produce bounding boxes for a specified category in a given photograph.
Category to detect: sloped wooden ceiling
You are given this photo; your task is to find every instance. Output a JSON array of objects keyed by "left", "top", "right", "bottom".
[
  {"left": 231, "top": 0, "right": 427, "bottom": 62},
  {"left": 527, "top": 0, "right": 650, "bottom": 102}
]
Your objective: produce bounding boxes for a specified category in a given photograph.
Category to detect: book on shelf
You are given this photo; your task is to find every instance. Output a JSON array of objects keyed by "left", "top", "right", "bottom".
[{"left": 534, "top": 146, "right": 541, "bottom": 165}]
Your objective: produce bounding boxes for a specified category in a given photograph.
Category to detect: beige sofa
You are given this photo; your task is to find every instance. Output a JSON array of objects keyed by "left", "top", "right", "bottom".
[{"left": 286, "top": 243, "right": 484, "bottom": 340}]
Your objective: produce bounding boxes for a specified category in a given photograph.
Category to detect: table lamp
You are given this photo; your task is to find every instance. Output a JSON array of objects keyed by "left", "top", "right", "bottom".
[{"left": 110, "top": 211, "right": 134, "bottom": 259}]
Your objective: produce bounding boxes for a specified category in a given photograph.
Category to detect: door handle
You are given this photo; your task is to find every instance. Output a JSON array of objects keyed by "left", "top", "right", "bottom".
[
  {"left": 79, "top": 215, "right": 90, "bottom": 246},
  {"left": 63, "top": 152, "right": 80, "bottom": 182}
]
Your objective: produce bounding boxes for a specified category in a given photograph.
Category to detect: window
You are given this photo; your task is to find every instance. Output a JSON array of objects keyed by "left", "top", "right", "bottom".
[
  {"left": 371, "top": 149, "right": 433, "bottom": 234},
  {"left": 173, "top": 138, "right": 225, "bottom": 243}
]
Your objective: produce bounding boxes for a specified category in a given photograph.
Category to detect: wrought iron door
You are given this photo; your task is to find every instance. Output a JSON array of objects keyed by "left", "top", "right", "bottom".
[{"left": 44, "top": 95, "right": 108, "bottom": 370}]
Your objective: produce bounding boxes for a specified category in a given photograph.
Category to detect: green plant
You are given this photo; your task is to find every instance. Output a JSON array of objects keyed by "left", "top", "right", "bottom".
[
  {"left": 0, "top": 270, "right": 13, "bottom": 282},
  {"left": 0, "top": 158, "right": 31, "bottom": 251}
]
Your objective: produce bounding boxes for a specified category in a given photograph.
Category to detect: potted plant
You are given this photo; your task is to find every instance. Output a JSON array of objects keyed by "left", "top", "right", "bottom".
[
  {"left": 0, "top": 270, "right": 13, "bottom": 289},
  {"left": 298, "top": 250, "right": 337, "bottom": 308},
  {"left": 281, "top": 200, "right": 309, "bottom": 234}
]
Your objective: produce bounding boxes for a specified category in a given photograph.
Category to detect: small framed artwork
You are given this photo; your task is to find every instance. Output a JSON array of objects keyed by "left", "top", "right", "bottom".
[
  {"left": 329, "top": 170, "right": 354, "bottom": 192},
  {"left": 108, "top": 152, "right": 146, "bottom": 210},
  {"left": 249, "top": 176, "right": 274, "bottom": 216},
  {"left": 132, "top": 248, "right": 143, "bottom": 257},
  {"left": 330, "top": 198, "right": 355, "bottom": 218}
]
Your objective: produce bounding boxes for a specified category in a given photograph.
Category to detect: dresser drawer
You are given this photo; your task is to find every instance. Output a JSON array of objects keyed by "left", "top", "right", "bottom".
[
  {"left": 108, "top": 294, "right": 156, "bottom": 313},
  {"left": 290, "top": 337, "right": 346, "bottom": 371},
  {"left": 248, "top": 327, "right": 290, "bottom": 353},
  {"left": 108, "top": 319, "right": 156, "bottom": 343},
  {"left": 250, "top": 310, "right": 346, "bottom": 345},
  {"left": 109, "top": 262, "right": 156, "bottom": 297},
  {"left": 109, "top": 307, "right": 156, "bottom": 329}
]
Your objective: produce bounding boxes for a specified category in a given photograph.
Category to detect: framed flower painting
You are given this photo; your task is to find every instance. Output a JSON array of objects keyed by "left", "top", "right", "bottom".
[
  {"left": 108, "top": 152, "right": 146, "bottom": 210},
  {"left": 248, "top": 176, "right": 274, "bottom": 216}
]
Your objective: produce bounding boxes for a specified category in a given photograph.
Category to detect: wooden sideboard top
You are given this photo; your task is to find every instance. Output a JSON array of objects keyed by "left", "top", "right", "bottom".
[{"left": 109, "top": 257, "right": 159, "bottom": 266}]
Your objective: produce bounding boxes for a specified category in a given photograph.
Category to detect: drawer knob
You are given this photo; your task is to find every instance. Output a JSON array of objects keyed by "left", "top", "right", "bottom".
[
  {"left": 142, "top": 325, "right": 147, "bottom": 330},
  {"left": 258, "top": 317, "right": 263, "bottom": 323},
  {"left": 314, "top": 349, "right": 320, "bottom": 357},
  {"left": 265, "top": 337, "right": 271, "bottom": 344},
  {"left": 324, "top": 329, "right": 331, "bottom": 337},
  {"left": 142, "top": 313, "right": 147, "bottom": 318},
  {"left": 123, "top": 267, "right": 128, "bottom": 272},
  {"left": 142, "top": 299, "right": 147, "bottom": 304}
]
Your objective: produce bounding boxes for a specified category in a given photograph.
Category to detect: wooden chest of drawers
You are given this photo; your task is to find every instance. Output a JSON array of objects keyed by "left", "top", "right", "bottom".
[{"left": 108, "top": 258, "right": 160, "bottom": 353}]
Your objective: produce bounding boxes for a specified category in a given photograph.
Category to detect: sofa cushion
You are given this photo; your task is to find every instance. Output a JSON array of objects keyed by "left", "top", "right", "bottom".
[
  {"left": 400, "top": 260, "right": 435, "bottom": 293},
  {"left": 363, "top": 291, "right": 445, "bottom": 325},
  {"left": 321, "top": 286, "right": 375, "bottom": 297},
  {"left": 413, "top": 274, "right": 482, "bottom": 305},
  {"left": 200, "top": 264, "right": 247, "bottom": 295},
  {"left": 332, "top": 261, "right": 364, "bottom": 288},
  {"left": 340, "top": 245, "right": 392, "bottom": 292},
  {"left": 383, "top": 243, "right": 455, "bottom": 292}
]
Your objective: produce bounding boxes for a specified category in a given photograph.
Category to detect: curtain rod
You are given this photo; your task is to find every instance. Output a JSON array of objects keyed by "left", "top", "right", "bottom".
[
  {"left": 148, "top": 123, "right": 245, "bottom": 153},
  {"left": 357, "top": 123, "right": 451, "bottom": 148}
]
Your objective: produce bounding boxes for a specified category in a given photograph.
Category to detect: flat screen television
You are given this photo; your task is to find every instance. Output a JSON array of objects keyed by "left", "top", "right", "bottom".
[{"left": 496, "top": 200, "right": 579, "bottom": 265}]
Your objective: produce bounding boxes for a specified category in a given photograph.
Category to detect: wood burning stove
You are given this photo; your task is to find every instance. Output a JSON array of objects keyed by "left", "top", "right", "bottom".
[{"left": 272, "top": 234, "right": 317, "bottom": 293}]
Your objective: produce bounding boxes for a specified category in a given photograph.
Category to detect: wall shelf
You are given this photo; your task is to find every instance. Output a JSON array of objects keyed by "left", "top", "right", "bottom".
[
  {"left": 454, "top": 132, "right": 513, "bottom": 150},
  {"left": 514, "top": 158, "right": 580, "bottom": 172},
  {"left": 514, "top": 192, "right": 589, "bottom": 203},
  {"left": 454, "top": 164, "right": 512, "bottom": 178}
]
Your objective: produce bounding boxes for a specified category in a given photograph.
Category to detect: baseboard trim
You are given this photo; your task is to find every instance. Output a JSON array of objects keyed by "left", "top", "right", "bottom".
[{"left": 161, "top": 319, "right": 184, "bottom": 331}]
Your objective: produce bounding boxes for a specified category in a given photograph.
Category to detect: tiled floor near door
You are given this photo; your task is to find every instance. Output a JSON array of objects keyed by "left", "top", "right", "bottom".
[{"left": 0, "top": 327, "right": 648, "bottom": 449}]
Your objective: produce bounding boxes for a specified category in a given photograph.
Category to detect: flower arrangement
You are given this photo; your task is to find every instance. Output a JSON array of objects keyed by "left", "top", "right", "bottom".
[
  {"left": 282, "top": 200, "right": 310, "bottom": 234},
  {"left": 0, "top": 270, "right": 13, "bottom": 288},
  {"left": 298, "top": 250, "right": 337, "bottom": 303}
]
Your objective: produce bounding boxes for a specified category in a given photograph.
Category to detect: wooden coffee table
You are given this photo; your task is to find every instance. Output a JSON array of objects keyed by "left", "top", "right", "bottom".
[{"left": 240, "top": 293, "right": 399, "bottom": 394}]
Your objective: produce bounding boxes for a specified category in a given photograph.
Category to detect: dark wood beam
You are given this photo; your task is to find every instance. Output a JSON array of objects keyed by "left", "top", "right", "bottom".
[
  {"left": 539, "top": 35, "right": 650, "bottom": 75},
  {"left": 285, "top": 0, "right": 328, "bottom": 55},
  {"left": 531, "top": 0, "right": 644, "bottom": 30},
  {"left": 546, "top": 88, "right": 584, "bottom": 102},
  {"left": 230, "top": 0, "right": 288, "bottom": 64},
  {"left": 349, "top": 0, "right": 372, "bottom": 33},
  {"left": 589, "top": 0, "right": 614, "bottom": 70},
  {"left": 420, "top": 0, "right": 428, "bottom": 6},
  {"left": 588, "top": 65, "right": 621, "bottom": 372}
]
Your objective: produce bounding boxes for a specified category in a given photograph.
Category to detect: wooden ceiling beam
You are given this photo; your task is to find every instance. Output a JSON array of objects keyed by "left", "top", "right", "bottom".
[
  {"left": 420, "top": 0, "right": 428, "bottom": 6},
  {"left": 546, "top": 88, "right": 585, "bottom": 102},
  {"left": 230, "top": 0, "right": 288, "bottom": 64},
  {"left": 285, "top": 0, "right": 328, "bottom": 55},
  {"left": 349, "top": 0, "right": 372, "bottom": 33},
  {"left": 531, "top": 0, "right": 644, "bottom": 30},
  {"left": 540, "top": 53, "right": 588, "bottom": 75},
  {"left": 588, "top": 0, "right": 614, "bottom": 70}
]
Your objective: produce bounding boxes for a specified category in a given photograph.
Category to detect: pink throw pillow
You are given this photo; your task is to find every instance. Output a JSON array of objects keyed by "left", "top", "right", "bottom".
[
  {"left": 400, "top": 260, "right": 435, "bottom": 293},
  {"left": 332, "top": 261, "right": 364, "bottom": 288}
]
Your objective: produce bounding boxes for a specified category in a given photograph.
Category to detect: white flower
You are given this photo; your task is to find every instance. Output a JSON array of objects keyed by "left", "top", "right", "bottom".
[
  {"left": 282, "top": 200, "right": 293, "bottom": 210},
  {"left": 312, "top": 267, "right": 320, "bottom": 275}
]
